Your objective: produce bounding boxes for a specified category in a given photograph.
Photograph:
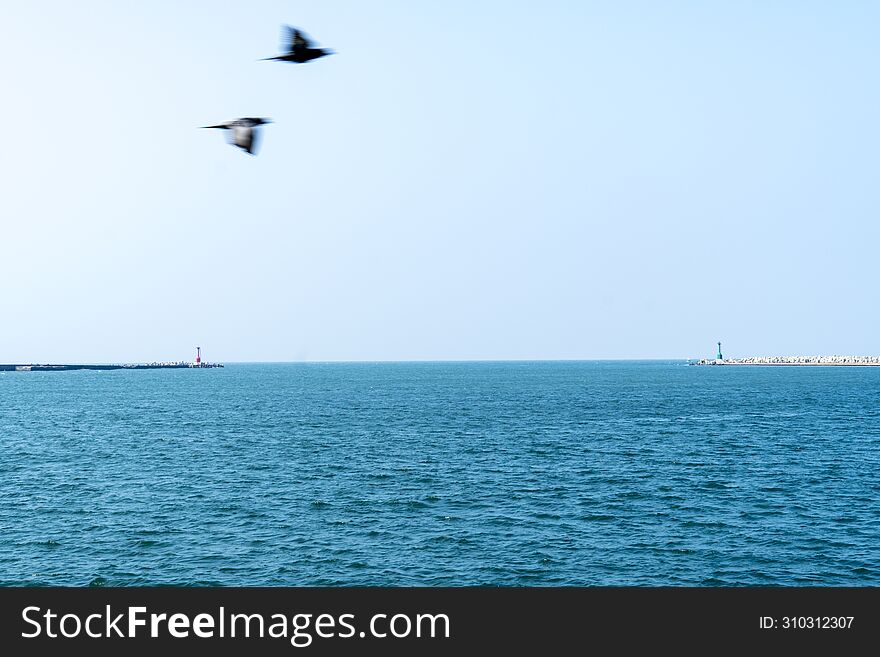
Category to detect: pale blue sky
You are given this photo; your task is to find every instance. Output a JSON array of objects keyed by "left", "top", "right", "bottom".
[{"left": 1, "top": 1, "right": 878, "bottom": 362}]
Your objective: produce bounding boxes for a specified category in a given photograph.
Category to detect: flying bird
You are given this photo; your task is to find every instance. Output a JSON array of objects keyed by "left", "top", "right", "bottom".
[
  {"left": 201, "top": 118, "right": 272, "bottom": 155},
  {"left": 262, "top": 25, "right": 334, "bottom": 64}
]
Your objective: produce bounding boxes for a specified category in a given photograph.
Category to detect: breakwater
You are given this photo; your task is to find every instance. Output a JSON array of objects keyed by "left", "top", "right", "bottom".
[
  {"left": 695, "top": 356, "right": 880, "bottom": 366},
  {"left": 0, "top": 362, "right": 223, "bottom": 372}
]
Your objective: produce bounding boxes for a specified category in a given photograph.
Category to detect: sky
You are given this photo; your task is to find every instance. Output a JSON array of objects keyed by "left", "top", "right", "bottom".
[{"left": 1, "top": 1, "right": 879, "bottom": 362}]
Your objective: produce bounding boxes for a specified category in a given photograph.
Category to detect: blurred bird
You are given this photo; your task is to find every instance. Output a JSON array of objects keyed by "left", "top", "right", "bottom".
[
  {"left": 262, "top": 26, "right": 334, "bottom": 64},
  {"left": 201, "top": 118, "right": 272, "bottom": 155}
]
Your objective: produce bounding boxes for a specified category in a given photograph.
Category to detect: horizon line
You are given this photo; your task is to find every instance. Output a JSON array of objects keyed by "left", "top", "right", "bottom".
[
  {"left": 2, "top": 357, "right": 700, "bottom": 366},
  {"left": 6, "top": 354, "right": 880, "bottom": 365},
  {"left": 0, "top": 356, "right": 799, "bottom": 366}
]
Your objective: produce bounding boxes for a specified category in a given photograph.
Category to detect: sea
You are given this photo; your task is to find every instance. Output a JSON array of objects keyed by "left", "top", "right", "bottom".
[{"left": 1, "top": 361, "right": 877, "bottom": 586}]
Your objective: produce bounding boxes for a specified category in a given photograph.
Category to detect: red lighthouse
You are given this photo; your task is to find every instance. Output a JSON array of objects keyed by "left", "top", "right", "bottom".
[{"left": 196, "top": 346, "right": 201, "bottom": 366}]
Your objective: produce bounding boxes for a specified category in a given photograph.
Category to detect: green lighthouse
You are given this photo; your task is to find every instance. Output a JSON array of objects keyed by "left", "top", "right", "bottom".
[{"left": 716, "top": 341, "right": 723, "bottom": 360}]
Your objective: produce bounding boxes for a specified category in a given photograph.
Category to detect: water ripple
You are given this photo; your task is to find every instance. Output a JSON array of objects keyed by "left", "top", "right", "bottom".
[{"left": 0, "top": 362, "right": 878, "bottom": 585}]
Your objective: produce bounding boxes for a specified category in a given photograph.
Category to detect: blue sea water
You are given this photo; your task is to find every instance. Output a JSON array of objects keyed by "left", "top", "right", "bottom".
[{"left": 0, "top": 361, "right": 878, "bottom": 586}]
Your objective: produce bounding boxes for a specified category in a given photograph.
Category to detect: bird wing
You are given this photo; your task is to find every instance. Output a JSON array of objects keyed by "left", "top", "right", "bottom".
[
  {"left": 286, "top": 26, "right": 314, "bottom": 51},
  {"left": 232, "top": 125, "right": 255, "bottom": 154}
]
